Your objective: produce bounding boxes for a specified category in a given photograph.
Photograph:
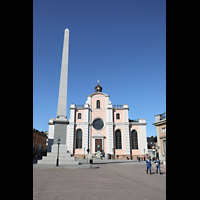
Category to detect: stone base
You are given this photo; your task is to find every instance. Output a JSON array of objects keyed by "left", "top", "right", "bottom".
[
  {"left": 96, "top": 152, "right": 101, "bottom": 159},
  {"left": 37, "top": 145, "right": 79, "bottom": 165}
]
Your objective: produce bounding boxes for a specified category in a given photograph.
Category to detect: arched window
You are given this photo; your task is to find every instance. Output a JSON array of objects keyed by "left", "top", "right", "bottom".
[
  {"left": 115, "top": 129, "right": 122, "bottom": 149},
  {"left": 131, "top": 130, "right": 138, "bottom": 149},
  {"left": 78, "top": 113, "right": 81, "bottom": 119},
  {"left": 76, "top": 129, "right": 82, "bottom": 149},
  {"left": 116, "top": 113, "right": 120, "bottom": 119},
  {"left": 96, "top": 100, "right": 100, "bottom": 109}
]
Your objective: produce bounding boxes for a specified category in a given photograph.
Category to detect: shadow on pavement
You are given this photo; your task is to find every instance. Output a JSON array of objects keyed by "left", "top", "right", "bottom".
[{"left": 92, "top": 160, "right": 140, "bottom": 165}]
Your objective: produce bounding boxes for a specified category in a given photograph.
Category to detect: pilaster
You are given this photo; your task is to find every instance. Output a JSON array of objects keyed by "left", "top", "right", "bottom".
[
  {"left": 83, "top": 103, "right": 90, "bottom": 151},
  {"left": 139, "top": 120, "right": 148, "bottom": 156},
  {"left": 68, "top": 104, "right": 76, "bottom": 154},
  {"left": 68, "top": 122, "right": 75, "bottom": 154},
  {"left": 106, "top": 122, "right": 114, "bottom": 154},
  {"left": 124, "top": 123, "right": 130, "bottom": 155}
]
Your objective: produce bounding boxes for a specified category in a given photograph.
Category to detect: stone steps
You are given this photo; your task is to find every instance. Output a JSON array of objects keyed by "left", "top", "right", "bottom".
[
  {"left": 37, "top": 144, "right": 79, "bottom": 165},
  {"left": 37, "top": 159, "right": 79, "bottom": 165},
  {"left": 42, "top": 155, "right": 75, "bottom": 161},
  {"left": 46, "top": 152, "right": 71, "bottom": 157}
]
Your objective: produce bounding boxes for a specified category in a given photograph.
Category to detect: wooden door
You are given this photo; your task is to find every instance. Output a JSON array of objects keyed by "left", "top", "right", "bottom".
[{"left": 95, "top": 139, "right": 102, "bottom": 152}]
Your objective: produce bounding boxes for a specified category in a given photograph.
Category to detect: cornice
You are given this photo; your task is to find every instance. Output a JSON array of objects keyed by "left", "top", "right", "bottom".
[
  {"left": 129, "top": 122, "right": 147, "bottom": 125},
  {"left": 153, "top": 119, "right": 166, "bottom": 126},
  {"left": 87, "top": 92, "right": 110, "bottom": 97}
]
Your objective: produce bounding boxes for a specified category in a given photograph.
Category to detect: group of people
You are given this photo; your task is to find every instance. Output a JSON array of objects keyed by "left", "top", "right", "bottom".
[{"left": 146, "top": 157, "right": 161, "bottom": 174}]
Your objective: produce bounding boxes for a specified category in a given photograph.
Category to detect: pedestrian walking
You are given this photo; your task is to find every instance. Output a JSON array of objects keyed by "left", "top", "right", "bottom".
[
  {"left": 155, "top": 157, "right": 161, "bottom": 174},
  {"left": 138, "top": 157, "right": 140, "bottom": 162},
  {"left": 146, "top": 157, "right": 151, "bottom": 174}
]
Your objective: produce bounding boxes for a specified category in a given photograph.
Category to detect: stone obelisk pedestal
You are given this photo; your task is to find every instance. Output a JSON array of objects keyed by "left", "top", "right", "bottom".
[{"left": 38, "top": 28, "right": 78, "bottom": 165}]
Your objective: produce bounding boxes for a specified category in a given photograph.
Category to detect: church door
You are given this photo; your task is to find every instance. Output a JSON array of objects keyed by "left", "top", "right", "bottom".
[{"left": 95, "top": 139, "right": 102, "bottom": 152}]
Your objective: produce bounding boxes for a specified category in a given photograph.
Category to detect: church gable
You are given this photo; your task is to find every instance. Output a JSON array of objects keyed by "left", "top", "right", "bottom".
[{"left": 91, "top": 93, "right": 107, "bottom": 109}]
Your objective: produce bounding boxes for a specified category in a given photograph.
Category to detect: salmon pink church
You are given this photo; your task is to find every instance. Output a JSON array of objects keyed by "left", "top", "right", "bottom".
[
  {"left": 66, "top": 81, "right": 148, "bottom": 159},
  {"left": 41, "top": 29, "right": 148, "bottom": 164}
]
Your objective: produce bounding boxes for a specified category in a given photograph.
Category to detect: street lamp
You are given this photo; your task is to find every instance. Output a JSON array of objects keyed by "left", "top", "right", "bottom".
[{"left": 56, "top": 138, "right": 61, "bottom": 167}]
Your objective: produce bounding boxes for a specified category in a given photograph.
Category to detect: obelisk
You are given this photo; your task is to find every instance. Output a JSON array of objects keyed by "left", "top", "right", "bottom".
[
  {"left": 53, "top": 28, "right": 69, "bottom": 145},
  {"left": 38, "top": 28, "right": 79, "bottom": 164},
  {"left": 57, "top": 28, "right": 69, "bottom": 118}
]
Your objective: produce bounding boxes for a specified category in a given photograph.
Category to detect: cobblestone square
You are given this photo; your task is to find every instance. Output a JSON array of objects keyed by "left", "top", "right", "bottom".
[{"left": 33, "top": 160, "right": 166, "bottom": 200}]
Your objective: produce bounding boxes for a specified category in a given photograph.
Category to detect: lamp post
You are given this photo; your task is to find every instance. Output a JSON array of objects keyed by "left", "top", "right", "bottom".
[
  {"left": 56, "top": 138, "right": 60, "bottom": 167},
  {"left": 87, "top": 148, "right": 89, "bottom": 164}
]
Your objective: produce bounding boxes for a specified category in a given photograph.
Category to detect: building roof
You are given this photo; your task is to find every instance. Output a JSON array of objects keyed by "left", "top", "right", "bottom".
[
  {"left": 33, "top": 128, "right": 48, "bottom": 138},
  {"left": 87, "top": 92, "right": 110, "bottom": 97}
]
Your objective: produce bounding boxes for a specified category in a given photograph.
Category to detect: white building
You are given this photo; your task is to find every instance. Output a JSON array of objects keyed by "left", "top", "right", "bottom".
[{"left": 48, "top": 82, "right": 148, "bottom": 159}]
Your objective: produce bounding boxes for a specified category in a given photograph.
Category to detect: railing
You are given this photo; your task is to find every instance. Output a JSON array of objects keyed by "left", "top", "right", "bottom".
[
  {"left": 75, "top": 104, "right": 84, "bottom": 108},
  {"left": 113, "top": 105, "right": 123, "bottom": 108},
  {"left": 160, "top": 112, "right": 166, "bottom": 120},
  {"left": 129, "top": 119, "right": 139, "bottom": 122}
]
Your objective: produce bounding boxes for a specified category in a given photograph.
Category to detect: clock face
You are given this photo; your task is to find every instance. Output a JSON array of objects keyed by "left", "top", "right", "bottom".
[{"left": 93, "top": 118, "right": 104, "bottom": 130}]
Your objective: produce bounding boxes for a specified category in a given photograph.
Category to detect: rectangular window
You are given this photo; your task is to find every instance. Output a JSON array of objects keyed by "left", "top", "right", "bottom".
[
  {"left": 162, "top": 127, "right": 166, "bottom": 133},
  {"left": 163, "top": 140, "right": 166, "bottom": 155},
  {"left": 115, "top": 130, "right": 122, "bottom": 149},
  {"left": 78, "top": 113, "right": 81, "bottom": 119},
  {"left": 131, "top": 130, "right": 138, "bottom": 149},
  {"left": 116, "top": 113, "right": 120, "bottom": 119},
  {"left": 76, "top": 129, "right": 82, "bottom": 149},
  {"left": 96, "top": 100, "right": 100, "bottom": 109}
]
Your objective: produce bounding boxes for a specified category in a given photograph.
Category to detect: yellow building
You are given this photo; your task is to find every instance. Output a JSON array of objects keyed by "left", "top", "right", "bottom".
[{"left": 153, "top": 112, "right": 166, "bottom": 165}]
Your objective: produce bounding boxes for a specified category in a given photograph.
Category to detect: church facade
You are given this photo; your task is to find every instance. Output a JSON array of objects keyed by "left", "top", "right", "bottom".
[{"left": 65, "top": 82, "right": 148, "bottom": 159}]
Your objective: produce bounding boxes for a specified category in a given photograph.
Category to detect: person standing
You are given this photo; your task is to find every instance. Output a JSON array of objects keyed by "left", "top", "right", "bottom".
[
  {"left": 155, "top": 157, "right": 161, "bottom": 174},
  {"left": 146, "top": 157, "right": 151, "bottom": 174}
]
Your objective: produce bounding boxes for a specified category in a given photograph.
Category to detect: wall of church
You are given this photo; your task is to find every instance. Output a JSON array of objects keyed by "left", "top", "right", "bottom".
[
  {"left": 114, "top": 125, "right": 126, "bottom": 155},
  {"left": 90, "top": 123, "right": 107, "bottom": 154},
  {"left": 113, "top": 108, "right": 129, "bottom": 156},
  {"left": 75, "top": 148, "right": 83, "bottom": 155},
  {"left": 113, "top": 109, "right": 124, "bottom": 123},
  {"left": 75, "top": 109, "right": 84, "bottom": 122},
  {"left": 74, "top": 126, "right": 84, "bottom": 155},
  {"left": 90, "top": 93, "right": 107, "bottom": 154},
  {"left": 130, "top": 125, "right": 141, "bottom": 155},
  {"left": 73, "top": 108, "right": 87, "bottom": 155},
  {"left": 90, "top": 94, "right": 107, "bottom": 109}
]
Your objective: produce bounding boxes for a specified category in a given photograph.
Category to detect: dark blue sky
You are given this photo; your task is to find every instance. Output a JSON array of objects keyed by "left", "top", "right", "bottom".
[{"left": 33, "top": 0, "right": 166, "bottom": 136}]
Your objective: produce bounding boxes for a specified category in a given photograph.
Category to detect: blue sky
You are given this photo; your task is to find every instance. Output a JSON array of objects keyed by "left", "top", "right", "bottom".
[{"left": 33, "top": 0, "right": 166, "bottom": 137}]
